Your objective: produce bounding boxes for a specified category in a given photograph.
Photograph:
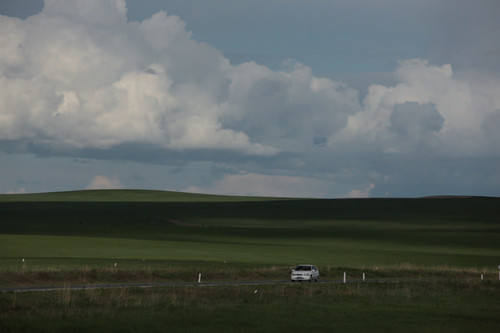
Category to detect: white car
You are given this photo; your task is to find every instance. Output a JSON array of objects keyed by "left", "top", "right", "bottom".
[{"left": 291, "top": 264, "right": 320, "bottom": 282}]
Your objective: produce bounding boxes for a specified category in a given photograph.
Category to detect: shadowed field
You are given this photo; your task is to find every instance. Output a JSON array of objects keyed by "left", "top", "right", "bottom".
[{"left": 1, "top": 190, "right": 498, "bottom": 269}]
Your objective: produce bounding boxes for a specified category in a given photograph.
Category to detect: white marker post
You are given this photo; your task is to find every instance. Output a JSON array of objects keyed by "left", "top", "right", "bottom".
[
  {"left": 481, "top": 274, "right": 484, "bottom": 281},
  {"left": 198, "top": 273, "right": 201, "bottom": 283},
  {"left": 343, "top": 272, "right": 346, "bottom": 283},
  {"left": 363, "top": 273, "right": 365, "bottom": 281}
]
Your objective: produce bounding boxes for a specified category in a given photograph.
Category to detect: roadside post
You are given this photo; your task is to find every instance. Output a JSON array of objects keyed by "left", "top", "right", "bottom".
[
  {"left": 198, "top": 273, "right": 202, "bottom": 283},
  {"left": 343, "top": 272, "right": 346, "bottom": 283},
  {"left": 363, "top": 273, "right": 365, "bottom": 281}
]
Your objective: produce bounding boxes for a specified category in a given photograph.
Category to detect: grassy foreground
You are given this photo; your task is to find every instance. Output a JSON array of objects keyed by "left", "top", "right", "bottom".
[
  {"left": 0, "top": 190, "right": 499, "bottom": 331},
  {"left": 2, "top": 281, "right": 500, "bottom": 332}
]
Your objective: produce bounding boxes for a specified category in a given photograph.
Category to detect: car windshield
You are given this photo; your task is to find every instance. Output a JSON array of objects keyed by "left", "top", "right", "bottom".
[{"left": 295, "top": 266, "right": 311, "bottom": 271}]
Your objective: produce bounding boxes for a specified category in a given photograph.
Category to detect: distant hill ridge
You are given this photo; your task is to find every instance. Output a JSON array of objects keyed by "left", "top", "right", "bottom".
[
  {"left": 0, "top": 189, "right": 496, "bottom": 202},
  {"left": 0, "top": 189, "right": 292, "bottom": 202},
  {"left": 420, "top": 195, "right": 476, "bottom": 199}
]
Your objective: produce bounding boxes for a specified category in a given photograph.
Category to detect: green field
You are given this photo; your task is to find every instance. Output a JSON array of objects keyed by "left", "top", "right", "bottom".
[
  {"left": 1, "top": 190, "right": 499, "bottom": 268},
  {"left": 1, "top": 190, "right": 499, "bottom": 331}
]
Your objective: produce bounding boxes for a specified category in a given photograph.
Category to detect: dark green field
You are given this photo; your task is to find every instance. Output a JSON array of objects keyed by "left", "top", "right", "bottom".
[
  {"left": 1, "top": 190, "right": 499, "bottom": 268},
  {"left": 1, "top": 190, "right": 499, "bottom": 331}
]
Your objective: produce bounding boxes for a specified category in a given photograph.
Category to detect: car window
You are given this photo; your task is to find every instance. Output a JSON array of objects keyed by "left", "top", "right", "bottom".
[{"left": 295, "top": 266, "right": 311, "bottom": 271}]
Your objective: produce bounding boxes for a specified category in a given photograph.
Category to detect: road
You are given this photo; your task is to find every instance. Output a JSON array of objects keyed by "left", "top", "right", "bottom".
[{"left": 0, "top": 278, "right": 437, "bottom": 293}]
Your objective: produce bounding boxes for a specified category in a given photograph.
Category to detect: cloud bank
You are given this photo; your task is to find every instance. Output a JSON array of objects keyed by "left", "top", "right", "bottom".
[{"left": 1, "top": 0, "right": 499, "bottom": 197}]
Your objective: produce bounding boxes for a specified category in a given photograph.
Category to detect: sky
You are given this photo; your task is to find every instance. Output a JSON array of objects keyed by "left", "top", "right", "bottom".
[{"left": 0, "top": 0, "right": 499, "bottom": 198}]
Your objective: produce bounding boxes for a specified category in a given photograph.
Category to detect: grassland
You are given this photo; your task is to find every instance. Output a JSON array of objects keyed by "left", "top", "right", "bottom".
[
  {"left": 0, "top": 190, "right": 499, "bottom": 331},
  {"left": 1, "top": 190, "right": 498, "bottom": 269},
  {"left": 2, "top": 281, "right": 500, "bottom": 332}
]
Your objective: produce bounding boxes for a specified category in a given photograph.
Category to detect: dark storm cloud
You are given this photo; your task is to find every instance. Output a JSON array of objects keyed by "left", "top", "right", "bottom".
[
  {"left": 391, "top": 103, "right": 444, "bottom": 136},
  {"left": 0, "top": 0, "right": 43, "bottom": 19}
]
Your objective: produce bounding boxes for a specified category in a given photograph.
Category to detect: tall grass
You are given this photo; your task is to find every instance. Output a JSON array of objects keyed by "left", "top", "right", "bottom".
[{"left": 1, "top": 280, "right": 500, "bottom": 332}]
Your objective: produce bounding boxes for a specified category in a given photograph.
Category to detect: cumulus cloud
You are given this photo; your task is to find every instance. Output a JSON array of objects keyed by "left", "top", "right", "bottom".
[
  {"left": 389, "top": 102, "right": 444, "bottom": 151},
  {"left": 184, "top": 172, "right": 330, "bottom": 198},
  {"left": 86, "top": 175, "right": 124, "bottom": 190},
  {"left": 346, "top": 183, "right": 375, "bottom": 198},
  {"left": 0, "top": 0, "right": 363, "bottom": 158},
  {"left": 220, "top": 61, "right": 360, "bottom": 152},
  {"left": 0, "top": 0, "right": 499, "bottom": 198},
  {"left": 331, "top": 59, "right": 500, "bottom": 157},
  {"left": 7, "top": 188, "right": 27, "bottom": 194},
  {"left": 0, "top": 0, "right": 274, "bottom": 155},
  {"left": 1, "top": 0, "right": 498, "bottom": 161},
  {"left": 390, "top": 102, "right": 443, "bottom": 137}
]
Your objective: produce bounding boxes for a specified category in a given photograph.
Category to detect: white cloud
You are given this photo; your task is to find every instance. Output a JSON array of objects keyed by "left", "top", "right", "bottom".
[
  {"left": 0, "top": 0, "right": 360, "bottom": 157},
  {"left": 0, "top": 0, "right": 275, "bottom": 155},
  {"left": 184, "top": 172, "right": 330, "bottom": 198},
  {"left": 331, "top": 59, "right": 500, "bottom": 157},
  {"left": 7, "top": 188, "right": 27, "bottom": 194},
  {"left": 86, "top": 175, "right": 124, "bottom": 190},
  {"left": 1, "top": 1, "right": 498, "bottom": 161},
  {"left": 346, "top": 183, "right": 375, "bottom": 198}
]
